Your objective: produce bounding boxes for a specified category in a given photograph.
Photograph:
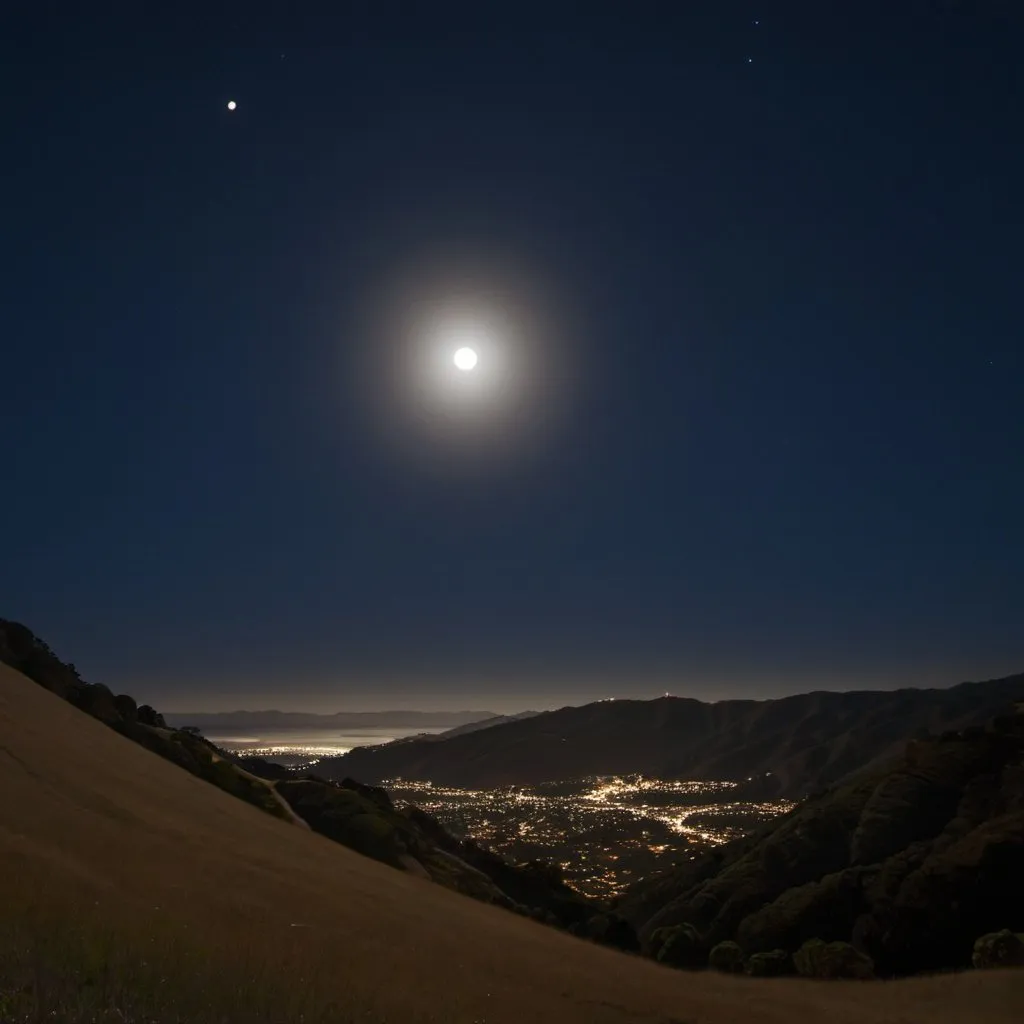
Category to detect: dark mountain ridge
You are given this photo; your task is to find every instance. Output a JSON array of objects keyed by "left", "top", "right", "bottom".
[
  {"left": 435, "top": 709, "right": 542, "bottom": 738},
  {"left": 317, "top": 676, "right": 1024, "bottom": 797},
  {"left": 355, "top": 709, "right": 545, "bottom": 752}
]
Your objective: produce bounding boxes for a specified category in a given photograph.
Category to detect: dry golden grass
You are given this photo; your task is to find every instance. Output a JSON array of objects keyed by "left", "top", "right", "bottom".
[{"left": 1, "top": 662, "right": 1021, "bottom": 1023}]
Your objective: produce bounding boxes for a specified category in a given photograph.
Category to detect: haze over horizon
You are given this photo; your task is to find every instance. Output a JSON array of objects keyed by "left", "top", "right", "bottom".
[
  {"left": 151, "top": 662, "right": 1024, "bottom": 717},
  {"left": 3, "top": 5, "right": 1022, "bottom": 713}
]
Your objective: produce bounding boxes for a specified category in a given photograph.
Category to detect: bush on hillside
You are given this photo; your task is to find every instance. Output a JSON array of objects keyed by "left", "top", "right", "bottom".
[
  {"left": 708, "top": 940, "right": 744, "bottom": 973},
  {"left": 137, "top": 704, "right": 166, "bottom": 727},
  {"left": 793, "top": 938, "right": 874, "bottom": 979},
  {"left": 338, "top": 776, "right": 394, "bottom": 812},
  {"left": 344, "top": 812, "right": 399, "bottom": 861},
  {"left": 745, "top": 949, "right": 793, "bottom": 977},
  {"left": 972, "top": 930, "right": 1024, "bottom": 969},
  {"left": 652, "top": 924, "right": 705, "bottom": 969},
  {"left": 68, "top": 682, "right": 120, "bottom": 723},
  {"left": 113, "top": 693, "right": 138, "bottom": 719}
]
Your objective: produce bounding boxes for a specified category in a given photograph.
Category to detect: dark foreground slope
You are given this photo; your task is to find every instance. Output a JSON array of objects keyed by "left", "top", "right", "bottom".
[
  {"left": 0, "top": 619, "right": 595, "bottom": 931},
  {"left": 618, "top": 711, "right": 1024, "bottom": 977},
  {"left": 2, "top": 662, "right": 1023, "bottom": 1024},
  {"left": 320, "top": 678, "right": 1024, "bottom": 796},
  {"left": 0, "top": 618, "right": 295, "bottom": 820}
]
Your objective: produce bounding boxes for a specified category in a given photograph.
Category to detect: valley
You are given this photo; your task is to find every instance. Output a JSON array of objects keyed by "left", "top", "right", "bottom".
[
  {"left": 2, "top": 618, "right": 1023, "bottom": 1020},
  {"left": 383, "top": 774, "right": 794, "bottom": 898}
]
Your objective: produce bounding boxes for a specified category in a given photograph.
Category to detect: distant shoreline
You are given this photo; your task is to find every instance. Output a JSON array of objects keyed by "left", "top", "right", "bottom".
[{"left": 163, "top": 709, "right": 500, "bottom": 731}]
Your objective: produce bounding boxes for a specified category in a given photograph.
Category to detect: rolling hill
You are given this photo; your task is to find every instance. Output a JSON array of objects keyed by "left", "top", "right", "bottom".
[
  {"left": 318, "top": 678, "right": 1024, "bottom": 796},
  {"left": 432, "top": 708, "right": 542, "bottom": 739},
  {"left": 2, "top": 658, "right": 1024, "bottom": 1019},
  {"left": 616, "top": 707, "right": 1024, "bottom": 977},
  {"left": 0, "top": 619, "right": 597, "bottom": 931}
]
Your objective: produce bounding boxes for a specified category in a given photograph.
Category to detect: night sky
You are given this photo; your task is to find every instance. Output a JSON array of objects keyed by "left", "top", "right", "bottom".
[{"left": 3, "top": 4, "right": 1022, "bottom": 712}]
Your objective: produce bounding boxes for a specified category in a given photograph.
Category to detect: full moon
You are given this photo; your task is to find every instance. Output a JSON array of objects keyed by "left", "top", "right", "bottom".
[
  {"left": 453, "top": 347, "right": 478, "bottom": 371},
  {"left": 226, "top": 100, "right": 237, "bottom": 111}
]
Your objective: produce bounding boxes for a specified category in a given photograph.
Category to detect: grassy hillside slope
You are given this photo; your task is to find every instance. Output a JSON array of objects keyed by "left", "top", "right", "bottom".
[
  {"left": 0, "top": 619, "right": 598, "bottom": 926},
  {"left": 2, "top": 664, "right": 1023, "bottom": 1022}
]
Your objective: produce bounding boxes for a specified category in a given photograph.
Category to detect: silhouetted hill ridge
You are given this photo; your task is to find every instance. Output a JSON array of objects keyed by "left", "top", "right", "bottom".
[{"left": 317, "top": 676, "right": 1024, "bottom": 796}]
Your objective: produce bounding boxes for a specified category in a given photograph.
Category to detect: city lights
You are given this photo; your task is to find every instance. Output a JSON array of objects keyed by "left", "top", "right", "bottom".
[{"left": 384, "top": 774, "right": 794, "bottom": 899}]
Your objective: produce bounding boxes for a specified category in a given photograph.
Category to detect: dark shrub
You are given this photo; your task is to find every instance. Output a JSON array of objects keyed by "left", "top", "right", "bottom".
[
  {"left": 137, "top": 704, "right": 166, "bottom": 727},
  {"left": 340, "top": 777, "right": 393, "bottom": 811},
  {"left": 972, "top": 930, "right": 1024, "bottom": 969},
  {"left": 708, "top": 940, "right": 744, "bottom": 973},
  {"left": 794, "top": 938, "right": 874, "bottom": 979},
  {"left": 346, "top": 812, "right": 399, "bottom": 862},
  {"left": 69, "top": 683, "right": 119, "bottom": 723},
  {"left": 113, "top": 693, "right": 138, "bottom": 720},
  {"left": 653, "top": 924, "right": 705, "bottom": 969}
]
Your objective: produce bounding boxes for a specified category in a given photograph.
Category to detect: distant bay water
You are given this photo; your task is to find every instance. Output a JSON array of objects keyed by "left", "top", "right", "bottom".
[{"left": 206, "top": 726, "right": 446, "bottom": 766}]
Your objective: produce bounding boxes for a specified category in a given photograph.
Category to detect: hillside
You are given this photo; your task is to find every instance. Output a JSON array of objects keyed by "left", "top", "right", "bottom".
[
  {"left": 319, "top": 678, "right": 1024, "bottom": 796},
  {"left": 3, "top": 661, "right": 1024, "bottom": 1022},
  {"left": 616, "top": 710, "right": 1024, "bottom": 977},
  {"left": 0, "top": 620, "right": 599, "bottom": 932},
  {"left": 433, "top": 709, "right": 542, "bottom": 739}
]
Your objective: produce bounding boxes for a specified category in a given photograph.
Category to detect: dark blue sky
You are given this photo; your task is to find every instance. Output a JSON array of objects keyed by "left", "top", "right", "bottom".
[{"left": 3, "top": 3, "right": 1022, "bottom": 711}]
